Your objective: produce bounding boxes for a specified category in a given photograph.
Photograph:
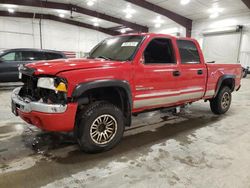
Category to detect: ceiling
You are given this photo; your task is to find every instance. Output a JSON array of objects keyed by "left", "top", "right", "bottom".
[{"left": 0, "top": 0, "right": 249, "bottom": 32}]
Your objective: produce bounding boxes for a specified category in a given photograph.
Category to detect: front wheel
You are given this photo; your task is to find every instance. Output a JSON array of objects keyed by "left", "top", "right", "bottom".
[
  {"left": 210, "top": 86, "right": 232, "bottom": 115},
  {"left": 75, "top": 101, "right": 125, "bottom": 153}
]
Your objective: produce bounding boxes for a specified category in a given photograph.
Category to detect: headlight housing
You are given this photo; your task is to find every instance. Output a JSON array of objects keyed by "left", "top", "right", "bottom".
[{"left": 37, "top": 77, "right": 67, "bottom": 92}]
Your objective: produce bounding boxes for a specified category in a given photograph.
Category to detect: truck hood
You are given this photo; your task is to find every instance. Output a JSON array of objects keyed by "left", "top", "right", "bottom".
[{"left": 27, "top": 58, "right": 125, "bottom": 75}]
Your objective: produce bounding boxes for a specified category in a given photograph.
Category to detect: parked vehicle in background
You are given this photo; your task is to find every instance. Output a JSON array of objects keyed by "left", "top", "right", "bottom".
[
  {"left": 11, "top": 33, "right": 242, "bottom": 153},
  {"left": 0, "top": 48, "right": 66, "bottom": 82},
  {"left": 242, "top": 66, "right": 249, "bottom": 78}
]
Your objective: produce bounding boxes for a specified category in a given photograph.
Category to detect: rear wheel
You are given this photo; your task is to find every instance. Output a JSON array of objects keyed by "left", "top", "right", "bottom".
[
  {"left": 75, "top": 101, "right": 125, "bottom": 153},
  {"left": 210, "top": 86, "right": 232, "bottom": 114}
]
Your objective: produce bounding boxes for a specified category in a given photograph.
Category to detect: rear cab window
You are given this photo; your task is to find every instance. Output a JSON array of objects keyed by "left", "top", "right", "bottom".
[{"left": 177, "top": 40, "right": 200, "bottom": 64}]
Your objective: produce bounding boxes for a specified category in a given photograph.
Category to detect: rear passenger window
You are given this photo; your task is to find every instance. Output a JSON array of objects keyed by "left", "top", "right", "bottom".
[
  {"left": 144, "top": 38, "right": 175, "bottom": 64},
  {"left": 46, "top": 53, "right": 63, "bottom": 60},
  {"left": 177, "top": 40, "right": 200, "bottom": 64}
]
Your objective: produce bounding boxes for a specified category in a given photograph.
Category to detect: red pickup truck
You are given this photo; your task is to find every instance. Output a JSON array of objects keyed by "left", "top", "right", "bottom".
[{"left": 11, "top": 33, "right": 242, "bottom": 153}]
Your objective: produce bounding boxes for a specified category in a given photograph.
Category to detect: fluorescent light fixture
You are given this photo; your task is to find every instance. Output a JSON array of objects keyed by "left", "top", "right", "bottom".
[
  {"left": 93, "top": 22, "right": 99, "bottom": 27},
  {"left": 59, "top": 13, "right": 65, "bottom": 18},
  {"left": 181, "top": 0, "right": 190, "bottom": 5},
  {"left": 8, "top": 8, "right": 15, "bottom": 13},
  {"left": 87, "top": 0, "right": 94, "bottom": 6},
  {"left": 210, "top": 12, "right": 219, "bottom": 19},
  {"left": 120, "top": 29, "right": 126, "bottom": 33}
]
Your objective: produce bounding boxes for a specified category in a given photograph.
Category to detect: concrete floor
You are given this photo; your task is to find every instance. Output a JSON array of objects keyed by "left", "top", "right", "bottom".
[{"left": 0, "top": 78, "right": 250, "bottom": 188}]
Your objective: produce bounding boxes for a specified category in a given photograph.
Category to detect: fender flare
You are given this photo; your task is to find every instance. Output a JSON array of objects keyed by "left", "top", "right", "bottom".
[
  {"left": 214, "top": 75, "right": 236, "bottom": 96},
  {"left": 71, "top": 79, "right": 132, "bottom": 107}
]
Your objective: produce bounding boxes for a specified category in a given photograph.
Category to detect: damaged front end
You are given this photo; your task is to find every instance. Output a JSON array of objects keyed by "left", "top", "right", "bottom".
[
  {"left": 12, "top": 63, "right": 69, "bottom": 114},
  {"left": 11, "top": 65, "right": 77, "bottom": 131}
]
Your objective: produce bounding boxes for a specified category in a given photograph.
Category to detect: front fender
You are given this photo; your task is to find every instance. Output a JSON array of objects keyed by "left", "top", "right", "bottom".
[{"left": 71, "top": 79, "right": 132, "bottom": 107}]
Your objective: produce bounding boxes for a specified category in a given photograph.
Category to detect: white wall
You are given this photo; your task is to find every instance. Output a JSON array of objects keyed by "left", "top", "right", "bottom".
[
  {"left": 192, "top": 12, "right": 250, "bottom": 66},
  {"left": 0, "top": 17, "right": 110, "bottom": 54},
  {"left": 149, "top": 23, "right": 186, "bottom": 37}
]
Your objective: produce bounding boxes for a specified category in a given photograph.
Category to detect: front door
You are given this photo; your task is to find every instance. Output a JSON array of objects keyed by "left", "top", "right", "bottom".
[{"left": 133, "top": 37, "right": 181, "bottom": 110}]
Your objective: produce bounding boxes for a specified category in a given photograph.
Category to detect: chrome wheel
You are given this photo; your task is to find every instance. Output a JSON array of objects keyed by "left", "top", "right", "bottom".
[
  {"left": 221, "top": 92, "right": 230, "bottom": 109},
  {"left": 90, "top": 114, "right": 117, "bottom": 145}
]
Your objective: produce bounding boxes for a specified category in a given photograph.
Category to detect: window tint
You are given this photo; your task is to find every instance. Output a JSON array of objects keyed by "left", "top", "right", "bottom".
[
  {"left": 21, "top": 51, "right": 45, "bottom": 61},
  {"left": 0, "top": 52, "right": 22, "bottom": 61},
  {"left": 177, "top": 40, "right": 200, "bottom": 64},
  {"left": 144, "top": 38, "right": 175, "bottom": 64},
  {"left": 46, "top": 53, "right": 63, "bottom": 60}
]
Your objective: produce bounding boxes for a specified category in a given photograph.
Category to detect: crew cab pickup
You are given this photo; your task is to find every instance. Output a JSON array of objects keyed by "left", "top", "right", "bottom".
[{"left": 11, "top": 33, "right": 242, "bottom": 153}]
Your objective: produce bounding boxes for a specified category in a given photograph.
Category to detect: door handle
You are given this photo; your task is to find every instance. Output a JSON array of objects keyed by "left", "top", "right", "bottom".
[
  {"left": 173, "top": 70, "right": 181, "bottom": 77},
  {"left": 197, "top": 70, "right": 203, "bottom": 75}
]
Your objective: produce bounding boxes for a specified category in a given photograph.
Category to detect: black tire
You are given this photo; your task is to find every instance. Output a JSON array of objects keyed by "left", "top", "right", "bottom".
[
  {"left": 243, "top": 70, "right": 248, "bottom": 78},
  {"left": 75, "top": 101, "right": 125, "bottom": 153},
  {"left": 210, "top": 86, "right": 232, "bottom": 115}
]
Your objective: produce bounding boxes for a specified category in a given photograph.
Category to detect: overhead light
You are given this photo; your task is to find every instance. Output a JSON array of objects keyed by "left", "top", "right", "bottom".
[
  {"left": 87, "top": 0, "right": 94, "bottom": 6},
  {"left": 123, "top": 4, "right": 135, "bottom": 19},
  {"left": 8, "top": 8, "right": 15, "bottom": 13},
  {"left": 92, "top": 18, "right": 100, "bottom": 23},
  {"left": 155, "top": 23, "right": 161, "bottom": 28},
  {"left": 181, "top": 0, "right": 190, "bottom": 5},
  {"left": 125, "top": 14, "right": 132, "bottom": 19},
  {"left": 93, "top": 22, "right": 99, "bottom": 27},
  {"left": 208, "top": 4, "right": 224, "bottom": 19},
  {"left": 153, "top": 15, "right": 164, "bottom": 28},
  {"left": 208, "top": 7, "right": 224, "bottom": 13},
  {"left": 59, "top": 13, "right": 65, "bottom": 18},
  {"left": 120, "top": 29, "right": 126, "bottom": 33},
  {"left": 210, "top": 12, "right": 219, "bottom": 19},
  {"left": 56, "top": 9, "right": 68, "bottom": 14}
]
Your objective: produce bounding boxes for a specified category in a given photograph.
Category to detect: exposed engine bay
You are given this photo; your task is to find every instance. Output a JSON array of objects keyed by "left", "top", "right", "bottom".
[{"left": 19, "top": 74, "right": 67, "bottom": 105}]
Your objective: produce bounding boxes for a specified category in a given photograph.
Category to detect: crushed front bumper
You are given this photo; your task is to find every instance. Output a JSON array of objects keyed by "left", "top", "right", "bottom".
[{"left": 11, "top": 87, "right": 77, "bottom": 131}]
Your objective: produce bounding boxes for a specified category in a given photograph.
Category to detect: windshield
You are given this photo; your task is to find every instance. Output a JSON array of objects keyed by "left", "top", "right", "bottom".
[{"left": 89, "top": 35, "right": 144, "bottom": 61}]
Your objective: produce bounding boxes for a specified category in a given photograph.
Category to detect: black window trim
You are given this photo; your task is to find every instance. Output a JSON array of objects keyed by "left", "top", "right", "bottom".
[
  {"left": 177, "top": 39, "right": 201, "bottom": 65},
  {"left": 142, "top": 37, "right": 177, "bottom": 65}
]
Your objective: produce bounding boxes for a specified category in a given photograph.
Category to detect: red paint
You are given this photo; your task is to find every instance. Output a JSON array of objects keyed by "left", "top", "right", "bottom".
[
  {"left": 17, "top": 103, "right": 77, "bottom": 131},
  {"left": 22, "top": 33, "right": 242, "bottom": 131}
]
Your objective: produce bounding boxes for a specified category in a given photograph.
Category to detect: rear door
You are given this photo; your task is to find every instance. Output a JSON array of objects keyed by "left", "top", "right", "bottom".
[
  {"left": 176, "top": 40, "right": 207, "bottom": 102},
  {"left": 0, "top": 51, "right": 22, "bottom": 82},
  {"left": 133, "top": 37, "right": 181, "bottom": 110}
]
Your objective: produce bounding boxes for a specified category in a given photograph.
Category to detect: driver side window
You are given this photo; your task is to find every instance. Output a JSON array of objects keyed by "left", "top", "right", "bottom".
[{"left": 143, "top": 38, "right": 176, "bottom": 64}]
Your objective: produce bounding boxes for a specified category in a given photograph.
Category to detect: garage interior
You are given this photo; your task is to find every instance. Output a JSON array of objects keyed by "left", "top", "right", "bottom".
[{"left": 0, "top": 0, "right": 250, "bottom": 187}]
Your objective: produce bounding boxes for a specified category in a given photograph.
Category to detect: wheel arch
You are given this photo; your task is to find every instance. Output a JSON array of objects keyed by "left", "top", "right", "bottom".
[
  {"left": 214, "top": 75, "right": 235, "bottom": 97},
  {"left": 72, "top": 79, "right": 132, "bottom": 127}
]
